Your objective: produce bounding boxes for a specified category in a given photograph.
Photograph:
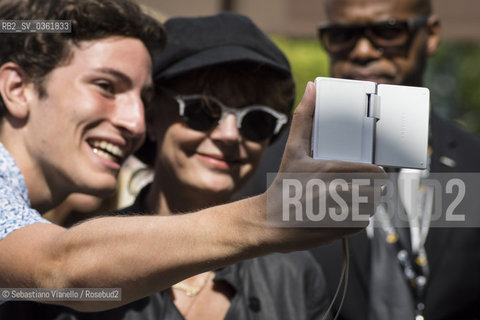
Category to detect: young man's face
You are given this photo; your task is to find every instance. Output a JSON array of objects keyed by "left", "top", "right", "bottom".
[
  {"left": 324, "top": 0, "right": 438, "bottom": 86},
  {"left": 25, "top": 36, "right": 152, "bottom": 197}
]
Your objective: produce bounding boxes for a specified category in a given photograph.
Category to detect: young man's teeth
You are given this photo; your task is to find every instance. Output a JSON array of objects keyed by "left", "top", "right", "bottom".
[
  {"left": 92, "top": 141, "right": 124, "bottom": 158},
  {"left": 92, "top": 148, "right": 116, "bottom": 162}
]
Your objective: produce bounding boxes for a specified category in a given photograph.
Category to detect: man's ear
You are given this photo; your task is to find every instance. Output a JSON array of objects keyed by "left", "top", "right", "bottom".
[
  {"left": 0, "top": 62, "right": 33, "bottom": 119},
  {"left": 426, "top": 15, "right": 441, "bottom": 56}
]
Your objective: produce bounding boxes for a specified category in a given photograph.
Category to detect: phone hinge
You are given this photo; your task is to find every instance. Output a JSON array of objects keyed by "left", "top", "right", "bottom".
[{"left": 367, "top": 93, "right": 381, "bottom": 120}]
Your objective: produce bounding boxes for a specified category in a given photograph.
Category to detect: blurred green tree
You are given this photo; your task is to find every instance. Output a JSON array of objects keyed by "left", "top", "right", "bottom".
[
  {"left": 272, "top": 36, "right": 330, "bottom": 107},
  {"left": 427, "top": 42, "right": 480, "bottom": 135}
]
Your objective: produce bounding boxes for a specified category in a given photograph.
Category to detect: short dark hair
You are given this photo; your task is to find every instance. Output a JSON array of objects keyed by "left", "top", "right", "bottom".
[
  {"left": 0, "top": 0, "right": 166, "bottom": 117},
  {"left": 157, "top": 63, "right": 295, "bottom": 116}
]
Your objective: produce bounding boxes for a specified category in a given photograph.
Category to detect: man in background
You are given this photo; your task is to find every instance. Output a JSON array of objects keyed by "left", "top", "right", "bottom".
[{"left": 311, "top": 0, "right": 480, "bottom": 319}]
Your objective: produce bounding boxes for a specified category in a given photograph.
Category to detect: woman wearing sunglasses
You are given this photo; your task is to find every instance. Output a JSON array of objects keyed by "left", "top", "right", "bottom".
[{"left": 119, "top": 12, "right": 331, "bottom": 320}]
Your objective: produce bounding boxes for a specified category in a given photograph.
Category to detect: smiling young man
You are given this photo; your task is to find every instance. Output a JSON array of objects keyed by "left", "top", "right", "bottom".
[
  {"left": 311, "top": 0, "right": 480, "bottom": 319},
  {"left": 3, "top": 37, "right": 151, "bottom": 210},
  {"left": 0, "top": 0, "right": 385, "bottom": 313}
]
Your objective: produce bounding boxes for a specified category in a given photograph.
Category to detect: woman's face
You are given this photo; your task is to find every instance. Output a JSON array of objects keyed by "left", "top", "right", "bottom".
[{"left": 148, "top": 71, "right": 285, "bottom": 198}]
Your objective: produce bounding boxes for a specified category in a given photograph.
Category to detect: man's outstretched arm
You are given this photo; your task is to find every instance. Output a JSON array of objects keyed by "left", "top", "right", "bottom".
[{"left": 0, "top": 82, "right": 385, "bottom": 311}]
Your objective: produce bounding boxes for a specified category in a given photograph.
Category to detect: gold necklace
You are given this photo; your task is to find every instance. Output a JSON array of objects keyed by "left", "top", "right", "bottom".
[{"left": 172, "top": 272, "right": 213, "bottom": 297}]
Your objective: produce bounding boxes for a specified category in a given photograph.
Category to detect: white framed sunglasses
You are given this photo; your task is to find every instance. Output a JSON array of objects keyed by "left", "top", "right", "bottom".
[{"left": 163, "top": 89, "right": 288, "bottom": 142}]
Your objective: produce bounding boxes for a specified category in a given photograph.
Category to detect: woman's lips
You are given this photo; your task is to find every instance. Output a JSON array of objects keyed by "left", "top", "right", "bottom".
[{"left": 196, "top": 152, "right": 243, "bottom": 170}]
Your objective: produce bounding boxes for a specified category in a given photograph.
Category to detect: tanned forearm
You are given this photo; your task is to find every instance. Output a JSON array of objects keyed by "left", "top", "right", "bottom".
[{"left": 0, "top": 194, "right": 271, "bottom": 311}]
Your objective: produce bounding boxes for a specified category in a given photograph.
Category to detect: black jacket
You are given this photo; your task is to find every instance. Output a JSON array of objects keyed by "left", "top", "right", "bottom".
[{"left": 311, "top": 112, "right": 480, "bottom": 320}]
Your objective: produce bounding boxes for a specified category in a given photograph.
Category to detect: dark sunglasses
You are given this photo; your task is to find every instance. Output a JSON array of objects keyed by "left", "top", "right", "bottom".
[
  {"left": 162, "top": 90, "right": 288, "bottom": 142},
  {"left": 317, "top": 15, "right": 430, "bottom": 56}
]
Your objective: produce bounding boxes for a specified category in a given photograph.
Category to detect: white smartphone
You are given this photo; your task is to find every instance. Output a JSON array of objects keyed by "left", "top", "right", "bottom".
[{"left": 311, "top": 77, "right": 430, "bottom": 169}]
